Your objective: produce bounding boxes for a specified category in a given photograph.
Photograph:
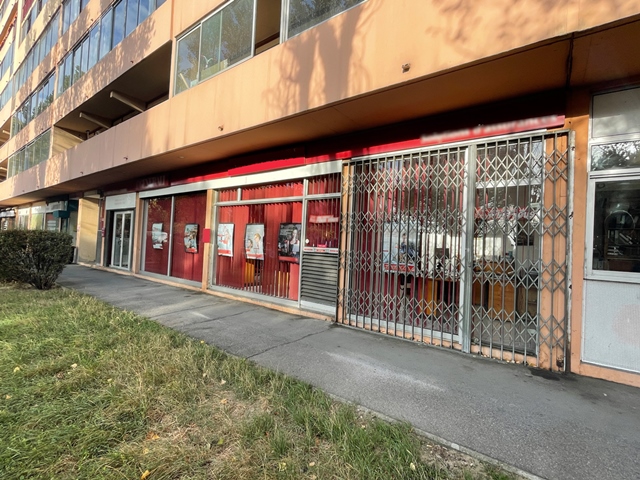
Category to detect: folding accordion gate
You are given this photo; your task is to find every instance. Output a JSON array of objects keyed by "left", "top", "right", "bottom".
[{"left": 337, "top": 132, "right": 571, "bottom": 370}]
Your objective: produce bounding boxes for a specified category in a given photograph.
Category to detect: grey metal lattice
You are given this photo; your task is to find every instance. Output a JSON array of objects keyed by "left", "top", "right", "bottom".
[{"left": 338, "top": 132, "right": 570, "bottom": 370}]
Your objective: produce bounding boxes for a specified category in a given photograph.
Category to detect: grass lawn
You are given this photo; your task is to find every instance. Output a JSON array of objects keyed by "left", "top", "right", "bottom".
[{"left": 0, "top": 286, "right": 517, "bottom": 480}]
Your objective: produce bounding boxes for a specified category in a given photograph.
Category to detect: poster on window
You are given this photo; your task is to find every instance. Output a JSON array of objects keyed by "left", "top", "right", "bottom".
[
  {"left": 245, "top": 224, "right": 264, "bottom": 260},
  {"left": 217, "top": 223, "right": 234, "bottom": 257},
  {"left": 278, "top": 223, "right": 302, "bottom": 263},
  {"left": 382, "top": 223, "right": 420, "bottom": 273},
  {"left": 151, "top": 223, "right": 167, "bottom": 249},
  {"left": 184, "top": 223, "right": 199, "bottom": 253}
]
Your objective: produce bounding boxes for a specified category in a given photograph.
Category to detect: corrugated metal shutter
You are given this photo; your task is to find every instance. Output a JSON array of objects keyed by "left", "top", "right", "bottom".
[{"left": 301, "top": 252, "right": 338, "bottom": 306}]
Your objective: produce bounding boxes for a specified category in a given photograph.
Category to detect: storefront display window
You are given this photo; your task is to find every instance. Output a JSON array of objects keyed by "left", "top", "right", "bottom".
[
  {"left": 142, "top": 193, "right": 207, "bottom": 282},
  {"left": 216, "top": 201, "right": 303, "bottom": 299},
  {"left": 305, "top": 199, "right": 340, "bottom": 251},
  {"left": 214, "top": 174, "right": 341, "bottom": 303},
  {"left": 171, "top": 194, "right": 207, "bottom": 282},
  {"left": 30, "top": 213, "right": 44, "bottom": 230},
  {"left": 592, "top": 179, "right": 640, "bottom": 273},
  {"left": 144, "top": 197, "right": 172, "bottom": 275}
]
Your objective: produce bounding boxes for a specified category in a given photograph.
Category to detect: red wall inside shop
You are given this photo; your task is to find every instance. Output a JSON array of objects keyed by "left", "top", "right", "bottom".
[
  {"left": 144, "top": 197, "right": 172, "bottom": 275},
  {"left": 144, "top": 193, "right": 206, "bottom": 282},
  {"left": 216, "top": 201, "right": 302, "bottom": 300},
  {"left": 171, "top": 194, "right": 207, "bottom": 282}
]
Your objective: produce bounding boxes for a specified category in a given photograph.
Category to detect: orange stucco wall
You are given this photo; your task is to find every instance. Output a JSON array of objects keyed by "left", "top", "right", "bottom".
[
  {"left": 2, "top": 0, "right": 640, "bottom": 386},
  {"left": 4, "top": 0, "right": 640, "bottom": 202}
]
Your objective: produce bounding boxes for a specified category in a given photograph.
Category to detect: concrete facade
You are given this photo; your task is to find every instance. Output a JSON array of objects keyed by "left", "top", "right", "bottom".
[{"left": 0, "top": 0, "right": 639, "bottom": 387}]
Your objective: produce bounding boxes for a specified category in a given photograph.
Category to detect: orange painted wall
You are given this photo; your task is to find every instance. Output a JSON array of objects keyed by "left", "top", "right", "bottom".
[{"left": 3, "top": 1, "right": 640, "bottom": 201}]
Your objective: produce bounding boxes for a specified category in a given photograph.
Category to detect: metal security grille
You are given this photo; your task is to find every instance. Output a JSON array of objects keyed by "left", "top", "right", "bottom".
[
  {"left": 338, "top": 147, "right": 469, "bottom": 343},
  {"left": 338, "top": 132, "right": 571, "bottom": 370}
]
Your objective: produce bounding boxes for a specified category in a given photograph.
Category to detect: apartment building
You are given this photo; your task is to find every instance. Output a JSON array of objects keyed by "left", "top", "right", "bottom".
[{"left": 0, "top": 0, "right": 639, "bottom": 387}]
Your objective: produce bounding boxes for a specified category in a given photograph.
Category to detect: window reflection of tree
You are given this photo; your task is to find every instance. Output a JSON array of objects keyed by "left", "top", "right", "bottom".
[{"left": 592, "top": 142, "right": 640, "bottom": 171}]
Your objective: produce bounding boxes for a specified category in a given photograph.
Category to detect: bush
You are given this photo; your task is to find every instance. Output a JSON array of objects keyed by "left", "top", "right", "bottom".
[{"left": 0, "top": 230, "right": 73, "bottom": 289}]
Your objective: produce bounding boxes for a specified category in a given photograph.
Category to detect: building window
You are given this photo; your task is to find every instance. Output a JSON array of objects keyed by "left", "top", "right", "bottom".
[
  {"left": 57, "top": 0, "right": 163, "bottom": 96},
  {"left": 592, "top": 179, "right": 640, "bottom": 273},
  {"left": 62, "top": 0, "right": 84, "bottom": 35},
  {"left": 7, "top": 129, "right": 51, "bottom": 177},
  {"left": 588, "top": 88, "right": 640, "bottom": 279},
  {"left": 285, "top": 0, "right": 365, "bottom": 38},
  {"left": 14, "top": 11, "right": 59, "bottom": 93},
  {"left": 10, "top": 74, "right": 55, "bottom": 136},
  {"left": 174, "top": 0, "right": 255, "bottom": 95}
]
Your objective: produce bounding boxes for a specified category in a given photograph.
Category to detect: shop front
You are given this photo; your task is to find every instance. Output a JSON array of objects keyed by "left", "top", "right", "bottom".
[
  {"left": 210, "top": 164, "right": 342, "bottom": 313},
  {"left": 338, "top": 131, "right": 571, "bottom": 370},
  {"left": 139, "top": 191, "right": 207, "bottom": 285}
]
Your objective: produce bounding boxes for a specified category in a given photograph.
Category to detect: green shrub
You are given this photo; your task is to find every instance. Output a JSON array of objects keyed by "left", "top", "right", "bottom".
[
  {"left": 0, "top": 230, "right": 29, "bottom": 283},
  {"left": 0, "top": 230, "right": 73, "bottom": 289}
]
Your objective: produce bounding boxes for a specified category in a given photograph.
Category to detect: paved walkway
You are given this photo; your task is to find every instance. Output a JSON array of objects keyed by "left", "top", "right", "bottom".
[{"left": 58, "top": 265, "right": 640, "bottom": 480}]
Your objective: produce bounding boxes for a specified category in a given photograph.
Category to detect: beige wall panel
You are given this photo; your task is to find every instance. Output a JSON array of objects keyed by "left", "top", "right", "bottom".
[
  {"left": 138, "top": 102, "right": 171, "bottom": 158},
  {"left": 112, "top": 114, "right": 144, "bottom": 167},
  {"left": 77, "top": 197, "right": 100, "bottom": 263}
]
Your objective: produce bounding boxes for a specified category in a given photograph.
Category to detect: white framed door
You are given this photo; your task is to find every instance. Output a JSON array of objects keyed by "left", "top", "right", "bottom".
[{"left": 111, "top": 210, "right": 134, "bottom": 270}]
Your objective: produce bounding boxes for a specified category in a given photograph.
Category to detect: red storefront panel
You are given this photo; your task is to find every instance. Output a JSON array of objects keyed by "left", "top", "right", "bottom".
[
  {"left": 216, "top": 201, "right": 302, "bottom": 299},
  {"left": 171, "top": 193, "right": 207, "bottom": 282},
  {"left": 144, "top": 197, "right": 172, "bottom": 275}
]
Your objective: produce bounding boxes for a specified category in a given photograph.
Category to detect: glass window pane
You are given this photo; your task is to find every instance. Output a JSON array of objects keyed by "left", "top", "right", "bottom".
[
  {"left": 88, "top": 24, "right": 99, "bottom": 69},
  {"left": 36, "top": 86, "right": 44, "bottom": 116},
  {"left": 34, "top": 136, "right": 42, "bottom": 165},
  {"left": 174, "top": 26, "right": 201, "bottom": 94},
  {"left": 47, "top": 75, "right": 55, "bottom": 103},
  {"left": 56, "top": 63, "right": 64, "bottom": 95},
  {"left": 18, "top": 149, "right": 25, "bottom": 172},
  {"left": 125, "top": 0, "right": 138, "bottom": 36},
  {"left": 73, "top": 46, "right": 82, "bottom": 82},
  {"left": 24, "top": 145, "right": 31, "bottom": 170},
  {"left": 593, "top": 179, "right": 640, "bottom": 273},
  {"left": 138, "top": 0, "right": 151, "bottom": 24},
  {"left": 99, "top": 10, "right": 113, "bottom": 59},
  {"left": 287, "top": 0, "right": 364, "bottom": 38},
  {"left": 591, "top": 142, "right": 640, "bottom": 171},
  {"left": 51, "top": 13, "right": 59, "bottom": 45},
  {"left": 81, "top": 37, "right": 90, "bottom": 74},
  {"left": 156, "top": 0, "right": 166, "bottom": 8},
  {"left": 220, "top": 0, "right": 254, "bottom": 67},
  {"left": 71, "top": 0, "right": 80, "bottom": 20},
  {"left": 144, "top": 197, "right": 172, "bottom": 274},
  {"left": 199, "top": 13, "right": 221, "bottom": 81},
  {"left": 23, "top": 100, "right": 32, "bottom": 124},
  {"left": 112, "top": 1, "right": 126, "bottom": 47}
]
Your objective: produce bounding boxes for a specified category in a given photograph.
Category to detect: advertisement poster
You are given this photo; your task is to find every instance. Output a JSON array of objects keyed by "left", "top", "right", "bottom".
[
  {"left": 151, "top": 223, "right": 167, "bottom": 249},
  {"left": 245, "top": 224, "right": 264, "bottom": 260},
  {"left": 382, "top": 224, "right": 419, "bottom": 273},
  {"left": 184, "top": 223, "right": 199, "bottom": 253},
  {"left": 217, "top": 223, "right": 234, "bottom": 257},
  {"left": 278, "top": 223, "right": 302, "bottom": 263}
]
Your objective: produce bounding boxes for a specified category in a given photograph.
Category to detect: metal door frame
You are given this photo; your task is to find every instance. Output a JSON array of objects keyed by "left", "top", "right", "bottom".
[{"left": 111, "top": 210, "right": 134, "bottom": 270}]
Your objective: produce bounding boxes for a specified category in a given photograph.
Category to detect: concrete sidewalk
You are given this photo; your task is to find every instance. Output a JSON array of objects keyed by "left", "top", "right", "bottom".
[{"left": 58, "top": 265, "right": 640, "bottom": 480}]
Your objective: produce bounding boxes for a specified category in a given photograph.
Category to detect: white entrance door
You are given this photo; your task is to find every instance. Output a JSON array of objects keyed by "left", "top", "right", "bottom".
[{"left": 111, "top": 210, "right": 133, "bottom": 270}]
